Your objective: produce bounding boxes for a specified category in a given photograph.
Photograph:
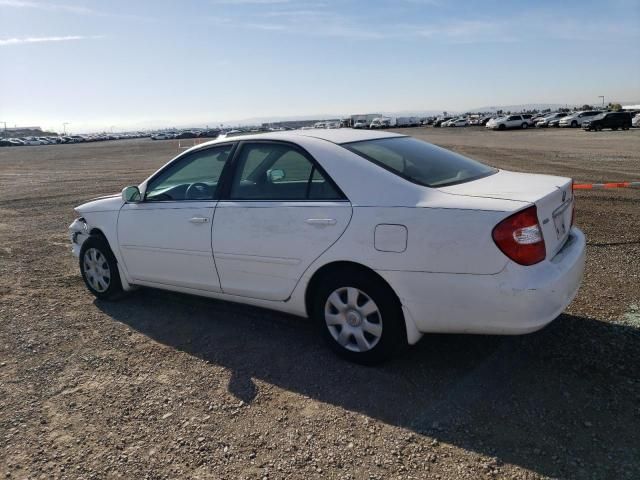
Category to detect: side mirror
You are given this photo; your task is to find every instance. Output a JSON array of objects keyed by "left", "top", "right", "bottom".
[
  {"left": 122, "top": 185, "right": 141, "bottom": 203},
  {"left": 267, "top": 169, "right": 285, "bottom": 182}
]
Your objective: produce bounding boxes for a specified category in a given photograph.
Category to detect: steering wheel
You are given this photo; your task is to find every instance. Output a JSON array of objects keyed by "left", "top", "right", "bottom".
[{"left": 185, "top": 182, "right": 211, "bottom": 200}]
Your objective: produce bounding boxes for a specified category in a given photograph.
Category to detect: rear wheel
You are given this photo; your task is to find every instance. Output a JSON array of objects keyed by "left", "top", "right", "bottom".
[
  {"left": 79, "top": 235, "right": 123, "bottom": 300},
  {"left": 312, "top": 268, "right": 407, "bottom": 364}
]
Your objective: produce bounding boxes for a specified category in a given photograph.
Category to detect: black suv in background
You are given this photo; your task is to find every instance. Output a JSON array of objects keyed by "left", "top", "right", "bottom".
[{"left": 583, "top": 112, "right": 632, "bottom": 131}]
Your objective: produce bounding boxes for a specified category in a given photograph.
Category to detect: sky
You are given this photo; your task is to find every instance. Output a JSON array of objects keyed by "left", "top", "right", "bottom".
[{"left": 1, "top": 0, "right": 639, "bottom": 132}]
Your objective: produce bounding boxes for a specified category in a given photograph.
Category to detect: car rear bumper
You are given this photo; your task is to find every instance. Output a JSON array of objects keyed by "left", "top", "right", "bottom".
[{"left": 378, "top": 227, "right": 586, "bottom": 335}]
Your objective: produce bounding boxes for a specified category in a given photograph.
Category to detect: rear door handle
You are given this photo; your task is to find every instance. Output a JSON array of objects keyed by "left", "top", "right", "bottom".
[
  {"left": 189, "top": 217, "right": 209, "bottom": 224},
  {"left": 305, "top": 218, "right": 337, "bottom": 225}
]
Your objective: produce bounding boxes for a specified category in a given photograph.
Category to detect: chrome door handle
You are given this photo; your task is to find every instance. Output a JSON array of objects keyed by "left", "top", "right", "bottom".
[
  {"left": 305, "top": 218, "right": 337, "bottom": 225},
  {"left": 189, "top": 217, "right": 209, "bottom": 224}
]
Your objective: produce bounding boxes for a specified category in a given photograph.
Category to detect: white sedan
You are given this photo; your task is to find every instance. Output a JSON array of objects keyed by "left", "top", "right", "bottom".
[
  {"left": 446, "top": 117, "right": 468, "bottom": 127},
  {"left": 486, "top": 115, "right": 531, "bottom": 130},
  {"left": 69, "top": 129, "right": 586, "bottom": 363}
]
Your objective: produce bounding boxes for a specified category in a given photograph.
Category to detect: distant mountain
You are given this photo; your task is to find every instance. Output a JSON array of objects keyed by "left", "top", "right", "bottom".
[{"left": 468, "top": 103, "right": 568, "bottom": 113}]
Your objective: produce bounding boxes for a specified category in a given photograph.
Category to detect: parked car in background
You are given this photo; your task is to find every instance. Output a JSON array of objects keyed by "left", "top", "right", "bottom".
[
  {"left": 370, "top": 117, "right": 392, "bottom": 129},
  {"left": 198, "top": 130, "right": 221, "bottom": 138},
  {"left": 486, "top": 115, "right": 531, "bottom": 130},
  {"left": 633, "top": 114, "right": 640, "bottom": 128},
  {"left": 548, "top": 118, "right": 563, "bottom": 128},
  {"left": 521, "top": 114, "right": 534, "bottom": 126},
  {"left": 559, "top": 111, "right": 601, "bottom": 128},
  {"left": 151, "top": 133, "right": 173, "bottom": 140},
  {"left": 0, "top": 139, "right": 22, "bottom": 147},
  {"left": 433, "top": 117, "right": 453, "bottom": 127},
  {"left": 21, "top": 137, "right": 44, "bottom": 145},
  {"left": 530, "top": 113, "right": 548, "bottom": 123},
  {"left": 353, "top": 120, "right": 369, "bottom": 129},
  {"left": 536, "top": 113, "right": 567, "bottom": 128},
  {"left": 69, "top": 129, "right": 585, "bottom": 363},
  {"left": 583, "top": 112, "right": 632, "bottom": 131},
  {"left": 176, "top": 131, "right": 198, "bottom": 139},
  {"left": 446, "top": 117, "right": 469, "bottom": 127}
]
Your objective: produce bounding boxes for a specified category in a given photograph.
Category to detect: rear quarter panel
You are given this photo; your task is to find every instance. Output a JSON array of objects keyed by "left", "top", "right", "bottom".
[{"left": 312, "top": 206, "right": 509, "bottom": 275}]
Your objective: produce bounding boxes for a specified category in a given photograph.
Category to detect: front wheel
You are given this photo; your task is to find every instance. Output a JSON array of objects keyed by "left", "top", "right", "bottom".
[
  {"left": 312, "top": 269, "right": 407, "bottom": 364},
  {"left": 571, "top": 121, "right": 578, "bottom": 128},
  {"left": 521, "top": 123, "right": 528, "bottom": 129},
  {"left": 79, "top": 235, "right": 123, "bottom": 300}
]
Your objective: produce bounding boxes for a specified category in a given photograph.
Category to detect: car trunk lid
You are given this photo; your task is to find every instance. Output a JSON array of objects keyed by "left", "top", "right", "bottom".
[{"left": 438, "top": 170, "right": 574, "bottom": 258}]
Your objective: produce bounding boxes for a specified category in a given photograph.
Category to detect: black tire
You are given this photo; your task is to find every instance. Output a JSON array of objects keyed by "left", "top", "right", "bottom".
[
  {"left": 521, "top": 123, "right": 528, "bottom": 129},
  {"left": 498, "top": 124, "right": 506, "bottom": 130},
  {"left": 79, "top": 234, "right": 123, "bottom": 300},
  {"left": 571, "top": 121, "right": 578, "bottom": 128},
  {"left": 311, "top": 267, "right": 408, "bottom": 364}
]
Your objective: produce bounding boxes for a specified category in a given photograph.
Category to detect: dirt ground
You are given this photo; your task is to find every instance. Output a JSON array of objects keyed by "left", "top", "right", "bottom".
[{"left": 1, "top": 127, "right": 639, "bottom": 480}]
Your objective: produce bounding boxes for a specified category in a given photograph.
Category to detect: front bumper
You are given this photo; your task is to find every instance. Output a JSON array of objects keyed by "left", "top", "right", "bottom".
[
  {"left": 69, "top": 218, "right": 89, "bottom": 257},
  {"left": 378, "top": 227, "right": 586, "bottom": 335}
]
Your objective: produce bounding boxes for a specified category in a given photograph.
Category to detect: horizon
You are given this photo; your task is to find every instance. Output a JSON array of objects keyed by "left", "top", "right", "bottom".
[
  {"left": 5, "top": 101, "right": 640, "bottom": 135},
  {"left": 1, "top": 0, "right": 639, "bottom": 132}
]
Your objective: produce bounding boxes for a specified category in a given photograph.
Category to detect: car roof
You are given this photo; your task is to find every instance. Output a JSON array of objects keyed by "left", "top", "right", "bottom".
[{"left": 201, "top": 128, "right": 406, "bottom": 148}]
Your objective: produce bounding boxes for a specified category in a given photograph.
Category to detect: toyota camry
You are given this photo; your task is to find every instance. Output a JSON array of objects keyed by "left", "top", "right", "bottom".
[{"left": 69, "top": 129, "right": 585, "bottom": 363}]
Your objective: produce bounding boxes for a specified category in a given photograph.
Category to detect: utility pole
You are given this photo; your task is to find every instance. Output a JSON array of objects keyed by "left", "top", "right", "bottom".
[
  {"left": 0, "top": 121, "right": 6, "bottom": 138},
  {"left": 63, "top": 122, "right": 69, "bottom": 135},
  {"left": 598, "top": 96, "right": 605, "bottom": 108}
]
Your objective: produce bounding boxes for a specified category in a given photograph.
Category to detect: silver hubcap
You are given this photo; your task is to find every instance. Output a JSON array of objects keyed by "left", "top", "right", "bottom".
[
  {"left": 324, "top": 287, "right": 383, "bottom": 353},
  {"left": 83, "top": 248, "right": 111, "bottom": 293}
]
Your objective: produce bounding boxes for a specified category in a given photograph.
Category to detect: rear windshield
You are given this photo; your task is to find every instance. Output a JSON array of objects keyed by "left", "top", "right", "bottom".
[{"left": 342, "top": 137, "right": 496, "bottom": 188}]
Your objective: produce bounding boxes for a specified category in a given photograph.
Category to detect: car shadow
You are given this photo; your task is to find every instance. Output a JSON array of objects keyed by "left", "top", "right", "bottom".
[{"left": 95, "top": 288, "right": 640, "bottom": 479}]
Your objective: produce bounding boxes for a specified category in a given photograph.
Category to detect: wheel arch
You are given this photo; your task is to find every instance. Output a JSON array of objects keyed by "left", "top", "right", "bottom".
[
  {"left": 303, "top": 260, "right": 422, "bottom": 345},
  {"left": 85, "top": 226, "right": 136, "bottom": 291},
  {"left": 89, "top": 227, "right": 108, "bottom": 240}
]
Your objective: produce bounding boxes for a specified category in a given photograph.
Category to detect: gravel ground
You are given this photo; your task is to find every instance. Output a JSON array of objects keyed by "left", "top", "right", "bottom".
[{"left": 1, "top": 127, "right": 639, "bottom": 479}]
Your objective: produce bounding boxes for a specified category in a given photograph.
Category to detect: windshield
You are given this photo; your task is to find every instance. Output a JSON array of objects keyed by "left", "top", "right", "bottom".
[{"left": 343, "top": 137, "right": 497, "bottom": 188}]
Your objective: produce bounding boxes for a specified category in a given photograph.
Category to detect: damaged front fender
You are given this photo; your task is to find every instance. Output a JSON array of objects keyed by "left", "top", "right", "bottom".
[{"left": 68, "top": 217, "right": 90, "bottom": 257}]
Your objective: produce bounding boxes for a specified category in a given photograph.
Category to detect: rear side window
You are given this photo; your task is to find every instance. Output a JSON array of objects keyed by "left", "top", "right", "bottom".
[
  {"left": 343, "top": 137, "right": 496, "bottom": 188},
  {"left": 230, "top": 142, "right": 344, "bottom": 200}
]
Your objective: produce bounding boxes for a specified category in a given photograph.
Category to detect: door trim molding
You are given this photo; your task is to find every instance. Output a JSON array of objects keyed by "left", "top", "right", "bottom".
[{"left": 215, "top": 252, "right": 301, "bottom": 265}]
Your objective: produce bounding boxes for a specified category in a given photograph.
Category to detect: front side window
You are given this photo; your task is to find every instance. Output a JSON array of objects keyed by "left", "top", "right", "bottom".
[
  {"left": 507, "top": 116, "right": 519, "bottom": 121},
  {"left": 343, "top": 137, "right": 496, "bottom": 188},
  {"left": 145, "top": 144, "right": 233, "bottom": 201},
  {"left": 229, "top": 142, "right": 343, "bottom": 200}
]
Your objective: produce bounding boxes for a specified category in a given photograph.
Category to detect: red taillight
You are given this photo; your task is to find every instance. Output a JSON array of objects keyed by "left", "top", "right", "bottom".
[{"left": 492, "top": 206, "right": 546, "bottom": 266}]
